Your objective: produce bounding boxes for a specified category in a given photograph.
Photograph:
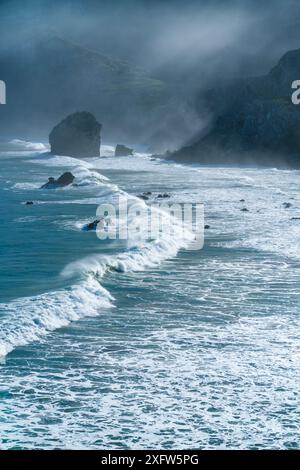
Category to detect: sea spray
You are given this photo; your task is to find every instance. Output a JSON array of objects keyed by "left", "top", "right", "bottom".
[{"left": 0, "top": 151, "right": 196, "bottom": 356}]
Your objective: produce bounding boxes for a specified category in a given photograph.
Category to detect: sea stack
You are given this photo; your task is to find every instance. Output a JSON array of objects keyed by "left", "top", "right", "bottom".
[
  {"left": 49, "top": 112, "right": 101, "bottom": 157},
  {"left": 115, "top": 144, "right": 134, "bottom": 157}
]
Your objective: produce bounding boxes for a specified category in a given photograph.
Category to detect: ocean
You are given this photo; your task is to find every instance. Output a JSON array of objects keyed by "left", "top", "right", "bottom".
[{"left": 0, "top": 139, "right": 299, "bottom": 449}]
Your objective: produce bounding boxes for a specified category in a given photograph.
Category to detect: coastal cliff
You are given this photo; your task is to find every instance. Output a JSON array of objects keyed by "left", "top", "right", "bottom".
[{"left": 170, "top": 49, "right": 300, "bottom": 168}]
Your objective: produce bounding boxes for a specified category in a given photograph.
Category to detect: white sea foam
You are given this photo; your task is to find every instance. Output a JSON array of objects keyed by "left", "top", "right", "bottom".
[
  {"left": 29, "top": 154, "right": 113, "bottom": 190},
  {"left": 5, "top": 148, "right": 298, "bottom": 360},
  {"left": 0, "top": 277, "right": 113, "bottom": 357},
  {"left": 1, "top": 146, "right": 300, "bottom": 448},
  {"left": 100, "top": 144, "right": 115, "bottom": 156},
  {"left": 29, "top": 154, "right": 94, "bottom": 168},
  {"left": 62, "top": 201, "right": 195, "bottom": 278},
  {"left": 36, "top": 197, "right": 115, "bottom": 205},
  {"left": 13, "top": 182, "right": 41, "bottom": 190},
  {"left": 10, "top": 139, "right": 48, "bottom": 151},
  {"left": 72, "top": 167, "right": 109, "bottom": 187},
  {"left": 0, "top": 139, "right": 48, "bottom": 153},
  {"left": 1, "top": 151, "right": 195, "bottom": 357},
  {"left": 0, "top": 200, "right": 193, "bottom": 356}
]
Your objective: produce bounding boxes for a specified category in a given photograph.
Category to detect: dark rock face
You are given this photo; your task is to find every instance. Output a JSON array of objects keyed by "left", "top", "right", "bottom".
[
  {"left": 49, "top": 112, "right": 101, "bottom": 157},
  {"left": 170, "top": 49, "right": 300, "bottom": 168},
  {"left": 115, "top": 144, "right": 133, "bottom": 157},
  {"left": 40, "top": 172, "right": 75, "bottom": 189}
]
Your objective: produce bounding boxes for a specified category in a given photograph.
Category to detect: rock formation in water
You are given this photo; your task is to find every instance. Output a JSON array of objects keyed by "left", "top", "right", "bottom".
[
  {"left": 40, "top": 172, "right": 75, "bottom": 189},
  {"left": 115, "top": 144, "right": 134, "bottom": 157},
  {"left": 83, "top": 220, "right": 100, "bottom": 231},
  {"left": 49, "top": 112, "right": 101, "bottom": 157},
  {"left": 170, "top": 49, "right": 300, "bottom": 168},
  {"left": 0, "top": 35, "right": 180, "bottom": 148}
]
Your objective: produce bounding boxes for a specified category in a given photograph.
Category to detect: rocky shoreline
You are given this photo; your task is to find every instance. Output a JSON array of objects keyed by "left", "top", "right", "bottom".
[{"left": 167, "top": 49, "right": 300, "bottom": 169}]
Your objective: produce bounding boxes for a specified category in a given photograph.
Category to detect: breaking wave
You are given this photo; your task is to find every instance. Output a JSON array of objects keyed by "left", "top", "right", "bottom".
[{"left": 0, "top": 150, "right": 194, "bottom": 356}]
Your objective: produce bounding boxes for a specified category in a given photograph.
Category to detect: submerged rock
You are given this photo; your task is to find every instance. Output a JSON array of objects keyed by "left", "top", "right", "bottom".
[
  {"left": 115, "top": 144, "right": 133, "bottom": 157},
  {"left": 49, "top": 112, "right": 101, "bottom": 157},
  {"left": 40, "top": 172, "right": 75, "bottom": 189},
  {"left": 83, "top": 216, "right": 114, "bottom": 231},
  {"left": 283, "top": 202, "right": 292, "bottom": 208},
  {"left": 138, "top": 192, "right": 152, "bottom": 200},
  {"left": 83, "top": 219, "right": 100, "bottom": 231}
]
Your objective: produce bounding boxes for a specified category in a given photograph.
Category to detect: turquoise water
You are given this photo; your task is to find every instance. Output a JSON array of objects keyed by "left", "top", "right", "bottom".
[{"left": 0, "top": 140, "right": 300, "bottom": 449}]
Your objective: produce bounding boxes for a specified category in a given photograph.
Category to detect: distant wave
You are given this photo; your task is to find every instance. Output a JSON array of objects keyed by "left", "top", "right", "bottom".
[
  {"left": 0, "top": 139, "right": 49, "bottom": 153},
  {"left": 10, "top": 139, "right": 48, "bottom": 151},
  {"left": 13, "top": 182, "right": 41, "bottom": 190},
  {"left": 29, "top": 154, "right": 115, "bottom": 191}
]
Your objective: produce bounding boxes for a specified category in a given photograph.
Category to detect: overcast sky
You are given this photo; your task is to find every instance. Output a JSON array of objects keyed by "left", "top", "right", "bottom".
[{"left": 1, "top": 0, "right": 300, "bottom": 104}]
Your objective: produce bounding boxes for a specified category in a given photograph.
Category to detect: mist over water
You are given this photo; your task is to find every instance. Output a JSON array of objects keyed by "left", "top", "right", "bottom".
[
  {"left": 1, "top": 0, "right": 300, "bottom": 149},
  {"left": 1, "top": 0, "right": 300, "bottom": 451}
]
